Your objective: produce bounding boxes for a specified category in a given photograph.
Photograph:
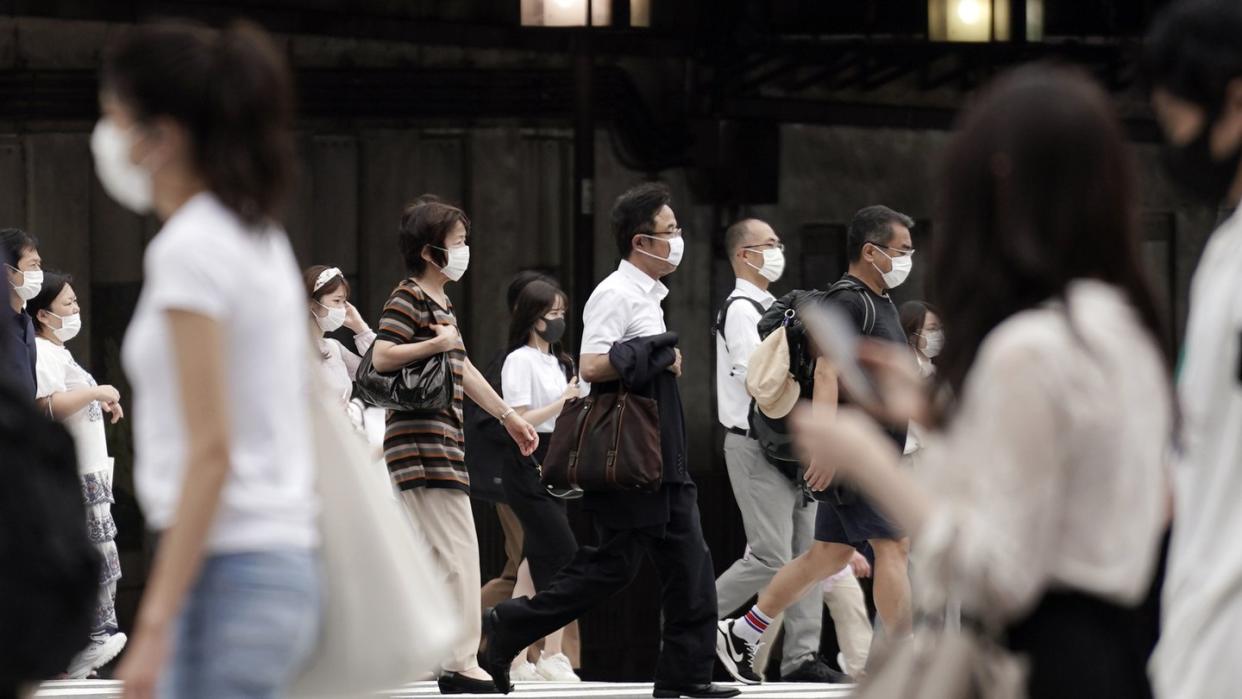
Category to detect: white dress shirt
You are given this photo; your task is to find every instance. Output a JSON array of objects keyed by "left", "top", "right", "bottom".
[
  {"left": 580, "top": 259, "right": 669, "bottom": 356},
  {"left": 914, "top": 281, "right": 1170, "bottom": 624},
  {"left": 715, "top": 278, "right": 775, "bottom": 431},
  {"left": 1152, "top": 207, "right": 1242, "bottom": 699}
]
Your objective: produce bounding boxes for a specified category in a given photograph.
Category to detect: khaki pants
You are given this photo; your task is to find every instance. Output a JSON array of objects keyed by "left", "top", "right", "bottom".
[
  {"left": 823, "top": 569, "right": 873, "bottom": 675},
  {"left": 400, "top": 488, "right": 483, "bottom": 673}
]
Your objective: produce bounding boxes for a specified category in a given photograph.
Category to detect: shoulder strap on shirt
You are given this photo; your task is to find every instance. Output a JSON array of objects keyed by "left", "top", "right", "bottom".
[
  {"left": 826, "top": 278, "right": 876, "bottom": 335},
  {"left": 714, "top": 295, "right": 766, "bottom": 350}
]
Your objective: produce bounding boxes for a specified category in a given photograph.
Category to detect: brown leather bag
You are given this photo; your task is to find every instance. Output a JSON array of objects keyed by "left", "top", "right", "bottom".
[{"left": 540, "top": 388, "right": 663, "bottom": 492}]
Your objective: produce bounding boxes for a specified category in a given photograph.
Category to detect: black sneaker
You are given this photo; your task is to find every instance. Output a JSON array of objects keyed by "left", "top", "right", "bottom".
[
  {"left": 782, "top": 657, "right": 854, "bottom": 684},
  {"left": 714, "top": 619, "right": 763, "bottom": 685}
]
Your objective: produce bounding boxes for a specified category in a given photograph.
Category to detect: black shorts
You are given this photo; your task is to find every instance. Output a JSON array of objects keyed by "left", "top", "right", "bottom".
[{"left": 814, "top": 491, "right": 902, "bottom": 545}]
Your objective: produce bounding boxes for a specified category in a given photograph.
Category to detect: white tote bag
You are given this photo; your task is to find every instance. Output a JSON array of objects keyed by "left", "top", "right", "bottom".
[{"left": 292, "top": 378, "right": 461, "bottom": 697}]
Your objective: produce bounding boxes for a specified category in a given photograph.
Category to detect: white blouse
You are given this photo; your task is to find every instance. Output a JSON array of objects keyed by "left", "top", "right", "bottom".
[
  {"left": 316, "top": 329, "right": 375, "bottom": 404},
  {"left": 913, "top": 280, "right": 1171, "bottom": 621},
  {"left": 35, "top": 337, "right": 110, "bottom": 475}
]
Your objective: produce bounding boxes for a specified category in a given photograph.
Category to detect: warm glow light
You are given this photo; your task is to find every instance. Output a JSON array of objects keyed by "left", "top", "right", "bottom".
[{"left": 956, "top": 0, "right": 984, "bottom": 25}]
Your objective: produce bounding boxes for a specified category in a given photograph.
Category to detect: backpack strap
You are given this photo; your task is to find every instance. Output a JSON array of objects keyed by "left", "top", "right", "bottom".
[
  {"left": 826, "top": 278, "right": 876, "bottom": 335},
  {"left": 714, "top": 295, "right": 767, "bottom": 351}
]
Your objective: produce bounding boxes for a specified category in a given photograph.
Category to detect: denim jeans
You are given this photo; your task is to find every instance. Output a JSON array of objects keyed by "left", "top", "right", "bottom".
[{"left": 160, "top": 550, "right": 321, "bottom": 699}]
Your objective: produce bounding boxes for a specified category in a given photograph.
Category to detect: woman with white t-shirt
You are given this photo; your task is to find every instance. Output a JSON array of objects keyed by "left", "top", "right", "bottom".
[
  {"left": 94, "top": 22, "right": 319, "bottom": 698},
  {"left": 500, "top": 279, "right": 583, "bottom": 683},
  {"left": 28, "top": 271, "right": 128, "bottom": 679}
]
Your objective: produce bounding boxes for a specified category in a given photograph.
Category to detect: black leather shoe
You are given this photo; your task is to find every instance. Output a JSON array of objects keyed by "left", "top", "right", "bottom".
[
  {"left": 652, "top": 683, "right": 741, "bottom": 698},
  {"left": 437, "top": 672, "right": 500, "bottom": 695},
  {"left": 479, "top": 607, "right": 517, "bottom": 694},
  {"left": 782, "top": 657, "right": 854, "bottom": 684}
]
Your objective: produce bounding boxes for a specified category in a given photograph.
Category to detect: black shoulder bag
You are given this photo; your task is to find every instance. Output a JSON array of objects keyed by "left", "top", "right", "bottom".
[{"left": 354, "top": 293, "right": 454, "bottom": 413}]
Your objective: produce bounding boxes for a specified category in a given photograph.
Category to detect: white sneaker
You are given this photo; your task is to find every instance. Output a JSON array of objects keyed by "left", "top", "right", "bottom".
[
  {"left": 67, "top": 633, "right": 127, "bottom": 679},
  {"left": 511, "top": 660, "right": 542, "bottom": 682},
  {"left": 535, "top": 652, "right": 581, "bottom": 682}
]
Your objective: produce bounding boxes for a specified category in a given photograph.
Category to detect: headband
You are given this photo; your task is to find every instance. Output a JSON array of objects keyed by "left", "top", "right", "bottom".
[{"left": 313, "top": 267, "right": 343, "bottom": 293}]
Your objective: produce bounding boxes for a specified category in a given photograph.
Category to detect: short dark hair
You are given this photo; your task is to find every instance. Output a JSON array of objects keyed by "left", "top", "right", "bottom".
[
  {"left": 724, "top": 219, "right": 763, "bottom": 258},
  {"left": 0, "top": 228, "right": 38, "bottom": 267},
  {"left": 101, "top": 21, "right": 295, "bottom": 226},
  {"left": 398, "top": 198, "right": 471, "bottom": 277},
  {"left": 611, "top": 182, "right": 672, "bottom": 259},
  {"left": 1145, "top": 0, "right": 1242, "bottom": 109},
  {"left": 27, "top": 270, "right": 73, "bottom": 334},
  {"left": 846, "top": 205, "right": 914, "bottom": 263}
]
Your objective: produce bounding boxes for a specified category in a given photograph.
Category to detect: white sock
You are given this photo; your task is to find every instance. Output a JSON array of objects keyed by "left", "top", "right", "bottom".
[{"left": 734, "top": 606, "right": 773, "bottom": 646}]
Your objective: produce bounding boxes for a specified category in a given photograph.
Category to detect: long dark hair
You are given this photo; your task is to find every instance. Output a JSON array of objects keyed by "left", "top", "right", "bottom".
[
  {"left": 507, "top": 279, "right": 573, "bottom": 379},
  {"left": 101, "top": 21, "right": 295, "bottom": 226},
  {"left": 930, "top": 65, "right": 1171, "bottom": 418}
]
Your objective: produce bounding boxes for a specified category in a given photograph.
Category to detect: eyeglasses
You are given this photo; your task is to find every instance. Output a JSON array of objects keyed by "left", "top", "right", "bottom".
[
  {"left": 650, "top": 227, "right": 683, "bottom": 238},
  {"left": 742, "top": 243, "right": 785, "bottom": 252},
  {"left": 873, "top": 243, "right": 915, "bottom": 257}
]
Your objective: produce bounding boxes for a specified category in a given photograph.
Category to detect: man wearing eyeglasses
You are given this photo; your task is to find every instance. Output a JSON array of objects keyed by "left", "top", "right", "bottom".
[{"left": 718, "top": 205, "right": 916, "bottom": 683}]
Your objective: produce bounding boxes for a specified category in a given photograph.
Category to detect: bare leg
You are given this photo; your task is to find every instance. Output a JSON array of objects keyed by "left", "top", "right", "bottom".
[
  {"left": 756, "top": 541, "right": 854, "bottom": 617},
  {"left": 870, "top": 537, "right": 912, "bottom": 637}
]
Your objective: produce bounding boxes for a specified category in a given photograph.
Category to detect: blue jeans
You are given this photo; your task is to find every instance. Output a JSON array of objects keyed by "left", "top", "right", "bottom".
[{"left": 160, "top": 550, "right": 321, "bottom": 699}]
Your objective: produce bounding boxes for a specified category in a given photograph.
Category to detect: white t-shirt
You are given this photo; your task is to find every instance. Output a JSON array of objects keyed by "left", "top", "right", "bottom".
[
  {"left": 1152, "top": 207, "right": 1242, "bottom": 699},
  {"left": 35, "top": 337, "right": 110, "bottom": 475},
  {"left": 122, "top": 192, "right": 317, "bottom": 554},
  {"left": 714, "top": 278, "right": 775, "bottom": 431},
  {"left": 316, "top": 330, "right": 375, "bottom": 404},
  {"left": 502, "top": 345, "right": 570, "bottom": 433}
]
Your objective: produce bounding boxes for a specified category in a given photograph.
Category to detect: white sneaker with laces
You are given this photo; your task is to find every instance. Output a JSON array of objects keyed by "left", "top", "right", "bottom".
[
  {"left": 535, "top": 652, "right": 581, "bottom": 682},
  {"left": 67, "top": 633, "right": 128, "bottom": 679},
  {"left": 511, "top": 660, "right": 542, "bottom": 682}
]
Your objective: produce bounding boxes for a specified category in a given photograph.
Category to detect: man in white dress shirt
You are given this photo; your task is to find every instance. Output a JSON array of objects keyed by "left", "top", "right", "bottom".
[{"left": 1146, "top": 2, "right": 1242, "bottom": 697}]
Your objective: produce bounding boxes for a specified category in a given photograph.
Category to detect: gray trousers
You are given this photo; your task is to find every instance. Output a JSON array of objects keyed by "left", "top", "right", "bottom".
[{"left": 716, "top": 432, "right": 822, "bottom": 675}]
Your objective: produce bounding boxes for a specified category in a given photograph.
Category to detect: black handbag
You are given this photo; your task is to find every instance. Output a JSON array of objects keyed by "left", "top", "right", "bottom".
[{"left": 354, "top": 293, "right": 455, "bottom": 412}]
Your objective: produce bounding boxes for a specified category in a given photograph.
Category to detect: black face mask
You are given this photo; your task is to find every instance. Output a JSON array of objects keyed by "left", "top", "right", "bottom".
[
  {"left": 537, "top": 317, "right": 566, "bottom": 344},
  {"left": 1162, "top": 107, "right": 1242, "bottom": 206}
]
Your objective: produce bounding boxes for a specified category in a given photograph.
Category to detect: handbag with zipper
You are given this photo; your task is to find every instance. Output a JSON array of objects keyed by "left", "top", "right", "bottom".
[{"left": 540, "top": 387, "right": 663, "bottom": 492}]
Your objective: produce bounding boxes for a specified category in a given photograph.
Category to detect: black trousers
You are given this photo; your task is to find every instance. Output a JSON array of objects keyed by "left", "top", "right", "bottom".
[
  {"left": 501, "top": 437, "right": 578, "bottom": 590},
  {"left": 492, "top": 482, "right": 718, "bottom": 685}
]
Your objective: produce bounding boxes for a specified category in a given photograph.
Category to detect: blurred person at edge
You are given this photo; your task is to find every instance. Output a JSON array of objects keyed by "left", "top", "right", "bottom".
[
  {"left": 28, "top": 271, "right": 128, "bottom": 679},
  {"left": 1, "top": 228, "right": 43, "bottom": 401},
  {"left": 898, "top": 301, "right": 942, "bottom": 466},
  {"left": 1144, "top": 2, "right": 1242, "bottom": 697},
  {"left": 370, "top": 198, "right": 539, "bottom": 696},
  {"left": 94, "top": 21, "right": 321, "bottom": 699},
  {"left": 790, "top": 65, "right": 1174, "bottom": 699}
]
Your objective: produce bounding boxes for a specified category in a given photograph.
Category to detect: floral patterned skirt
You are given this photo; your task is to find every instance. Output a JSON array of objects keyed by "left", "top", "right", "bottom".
[{"left": 82, "top": 467, "right": 121, "bottom": 586}]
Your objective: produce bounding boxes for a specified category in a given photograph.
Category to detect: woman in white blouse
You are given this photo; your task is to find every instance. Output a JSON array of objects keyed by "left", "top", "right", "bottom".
[
  {"left": 499, "top": 279, "right": 582, "bottom": 684},
  {"left": 792, "top": 66, "right": 1173, "bottom": 699},
  {"left": 96, "top": 22, "right": 319, "bottom": 698},
  {"left": 303, "top": 265, "right": 385, "bottom": 447},
  {"left": 29, "top": 271, "right": 128, "bottom": 678}
]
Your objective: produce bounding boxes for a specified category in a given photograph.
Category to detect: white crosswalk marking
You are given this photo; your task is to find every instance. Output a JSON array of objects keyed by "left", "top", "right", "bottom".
[{"left": 35, "top": 679, "right": 855, "bottom": 698}]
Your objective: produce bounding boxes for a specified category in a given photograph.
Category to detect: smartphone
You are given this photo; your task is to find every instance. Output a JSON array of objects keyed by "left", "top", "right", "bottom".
[{"left": 799, "top": 302, "right": 882, "bottom": 410}]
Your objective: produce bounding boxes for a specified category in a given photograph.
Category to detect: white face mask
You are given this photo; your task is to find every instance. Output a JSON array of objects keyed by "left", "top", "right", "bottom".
[
  {"left": 91, "top": 118, "right": 154, "bottom": 214},
  {"left": 8, "top": 266, "right": 43, "bottom": 302},
  {"left": 872, "top": 246, "right": 913, "bottom": 289},
  {"left": 746, "top": 247, "right": 786, "bottom": 283},
  {"left": 637, "top": 234, "right": 684, "bottom": 268},
  {"left": 48, "top": 312, "right": 82, "bottom": 343},
  {"left": 432, "top": 245, "right": 471, "bottom": 282},
  {"left": 921, "top": 329, "right": 944, "bottom": 358},
  {"left": 315, "top": 302, "right": 346, "bottom": 333}
]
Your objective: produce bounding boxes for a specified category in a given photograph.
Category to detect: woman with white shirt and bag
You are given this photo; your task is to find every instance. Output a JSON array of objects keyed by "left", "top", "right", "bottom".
[
  {"left": 791, "top": 66, "right": 1173, "bottom": 699},
  {"left": 94, "top": 21, "right": 320, "bottom": 698},
  {"left": 500, "top": 278, "right": 583, "bottom": 684},
  {"left": 29, "top": 271, "right": 128, "bottom": 679}
]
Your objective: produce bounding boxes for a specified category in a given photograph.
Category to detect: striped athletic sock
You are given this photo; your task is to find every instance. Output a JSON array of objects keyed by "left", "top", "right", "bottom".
[{"left": 735, "top": 605, "right": 773, "bottom": 645}]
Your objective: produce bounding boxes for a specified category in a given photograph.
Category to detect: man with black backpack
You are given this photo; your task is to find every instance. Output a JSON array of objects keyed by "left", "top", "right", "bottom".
[
  {"left": 718, "top": 205, "right": 915, "bottom": 683},
  {"left": 713, "top": 219, "right": 846, "bottom": 683}
]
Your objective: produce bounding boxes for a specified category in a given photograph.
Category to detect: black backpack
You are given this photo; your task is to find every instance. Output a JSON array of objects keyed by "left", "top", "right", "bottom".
[
  {"left": 0, "top": 380, "right": 99, "bottom": 689},
  {"left": 712, "top": 295, "right": 765, "bottom": 350}
]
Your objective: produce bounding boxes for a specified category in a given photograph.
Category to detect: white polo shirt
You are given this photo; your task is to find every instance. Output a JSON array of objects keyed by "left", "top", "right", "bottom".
[
  {"left": 580, "top": 259, "right": 668, "bottom": 356},
  {"left": 714, "top": 278, "right": 775, "bottom": 431},
  {"left": 1152, "top": 207, "right": 1242, "bottom": 699}
]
